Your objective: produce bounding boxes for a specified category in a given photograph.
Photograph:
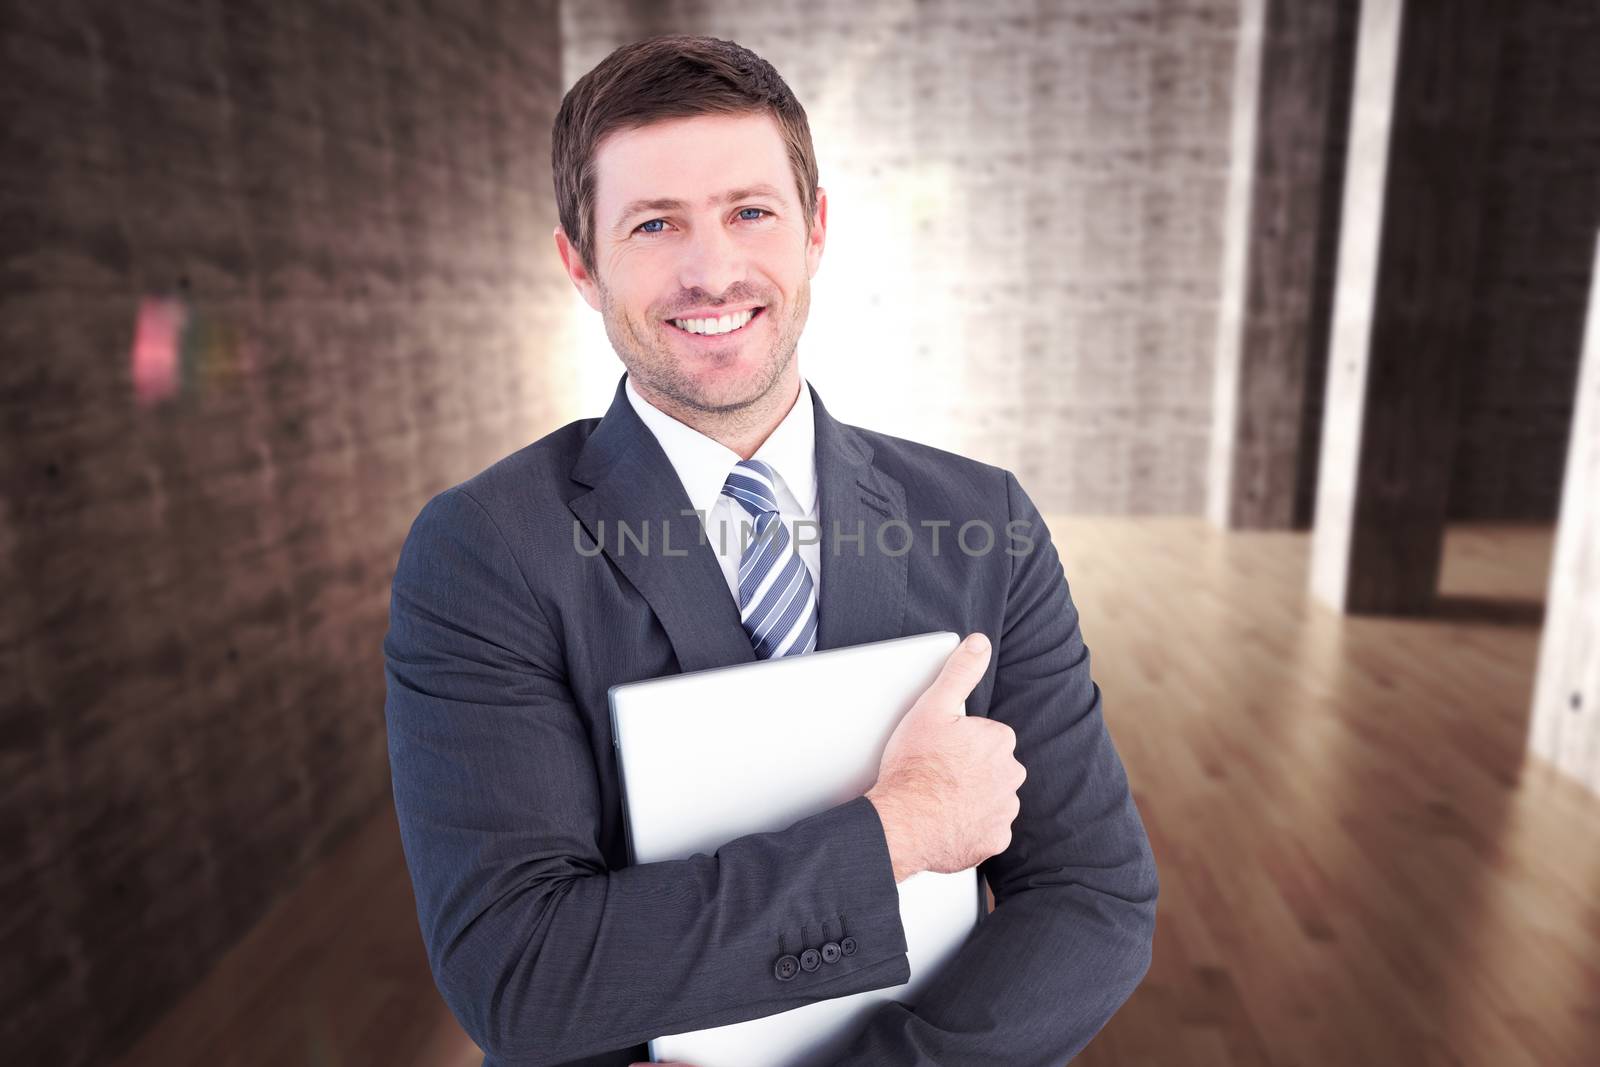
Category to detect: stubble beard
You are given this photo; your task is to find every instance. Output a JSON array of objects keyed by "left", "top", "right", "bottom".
[{"left": 598, "top": 276, "right": 810, "bottom": 434}]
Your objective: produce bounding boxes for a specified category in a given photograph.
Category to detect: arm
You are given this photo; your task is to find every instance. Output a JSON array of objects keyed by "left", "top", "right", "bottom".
[
  {"left": 383, "top": 487, "right": 910, "bottom": 1065},
  {"left": 834, "top": 470, "right": 1159, "bottom": 1066}
]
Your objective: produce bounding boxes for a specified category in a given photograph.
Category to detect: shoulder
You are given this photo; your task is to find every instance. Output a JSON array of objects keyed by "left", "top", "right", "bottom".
[
  {"left": 401, "top": 415, "right": 599, "bottom": 548},
  {"left": 453, "top": 416, "right": 599, "bottom": 510},
  {"left": 847, "top": 423, "right": 1017, "bottom": 518}
]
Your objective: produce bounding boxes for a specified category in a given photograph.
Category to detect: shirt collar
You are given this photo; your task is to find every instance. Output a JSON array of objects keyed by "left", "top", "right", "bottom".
[{"left": 625, "top": 373, "right": 817, "bottom": 517}]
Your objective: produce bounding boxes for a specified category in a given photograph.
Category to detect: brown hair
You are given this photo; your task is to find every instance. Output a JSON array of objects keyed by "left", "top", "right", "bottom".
[{"left": 552, "top": 34, "right": 820, "bottom": 276}]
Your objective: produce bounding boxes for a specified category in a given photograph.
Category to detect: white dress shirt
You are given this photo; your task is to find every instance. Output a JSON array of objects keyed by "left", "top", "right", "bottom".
[{"left": 625, "top": 374, "right": 822, "bottom": 609}]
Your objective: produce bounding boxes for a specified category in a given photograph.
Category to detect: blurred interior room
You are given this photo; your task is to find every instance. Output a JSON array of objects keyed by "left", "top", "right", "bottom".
[{"left": 4, "top": 0, "right": 1599, "bottom": 1064}]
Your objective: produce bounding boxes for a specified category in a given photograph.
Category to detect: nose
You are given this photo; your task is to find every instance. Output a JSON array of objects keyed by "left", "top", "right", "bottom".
[{"left": 675, "top": 218, "right": 746, "bottom": 298}]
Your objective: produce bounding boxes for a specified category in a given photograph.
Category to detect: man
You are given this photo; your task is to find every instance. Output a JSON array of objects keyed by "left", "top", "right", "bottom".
[{"left": 384, "top": 34, "right": 1157, "bottom": 1067}]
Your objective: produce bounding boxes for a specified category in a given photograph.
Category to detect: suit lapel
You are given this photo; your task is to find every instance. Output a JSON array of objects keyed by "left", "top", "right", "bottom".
[
  {"left": 568, "top": 374, "right": 909, "bottom": 671},
  {"left": 808, "top": 383, "right": 910, "bottom": 651},
  {"left": 569, "top": 377, "right": 756, "bottom": 673}
]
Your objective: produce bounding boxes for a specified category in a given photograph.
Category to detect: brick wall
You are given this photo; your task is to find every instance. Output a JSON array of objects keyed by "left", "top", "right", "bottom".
[{"left": 0, "top": 1, "right": 574, "bottom": 1061}]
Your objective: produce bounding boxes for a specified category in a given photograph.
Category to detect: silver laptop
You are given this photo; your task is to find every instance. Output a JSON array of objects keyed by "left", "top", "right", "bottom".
[{"left": 608, "top": 630, "right": 987, "bottom": 1067}]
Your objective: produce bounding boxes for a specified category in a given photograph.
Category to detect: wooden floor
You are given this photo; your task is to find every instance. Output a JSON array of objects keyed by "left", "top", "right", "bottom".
[
  {"left": 112, "top": 792, "right": 483, "bottom": 1067},
  {"left": 115, "top": 520, "right": 1600, "bottom": 1067},
  {"left": 1069, "top": 519, "right": 1600, "bottom": 1067}
]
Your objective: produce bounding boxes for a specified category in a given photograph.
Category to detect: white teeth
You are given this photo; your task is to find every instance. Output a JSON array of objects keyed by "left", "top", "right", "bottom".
[{"left": 671, "top": 308, "right": 757, "bottom": 335}]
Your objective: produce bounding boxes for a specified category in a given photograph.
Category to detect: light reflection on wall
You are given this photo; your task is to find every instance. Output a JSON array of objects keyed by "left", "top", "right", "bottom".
[
  {"left": 130, "top": 295, "right": 186, "bottom": 405},
  {"left": 781, "top": 22, "right": 967, "bottom": 451},
  {"left": 570, "top": 289, "right": 627, "bottom": 414},
  {"left": 128, "top": 289, "right": 257, "bottom": 407},
  {"left": 803, "top": 161, "right": 958, "bottom": 446}
]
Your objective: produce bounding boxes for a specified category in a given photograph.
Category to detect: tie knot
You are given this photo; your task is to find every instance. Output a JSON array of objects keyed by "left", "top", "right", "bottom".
[{"left": 722, "top": 459, "right": 780, "bottom": 516}]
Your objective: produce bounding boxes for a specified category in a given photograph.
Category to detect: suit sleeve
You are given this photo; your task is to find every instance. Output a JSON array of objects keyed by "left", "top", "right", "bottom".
[
  {"left": 833, "top": 470, "right": 1159, "bottom": 1066},
  {"left": 382, "top": 487, "right": 911, "bottom": 1065}
]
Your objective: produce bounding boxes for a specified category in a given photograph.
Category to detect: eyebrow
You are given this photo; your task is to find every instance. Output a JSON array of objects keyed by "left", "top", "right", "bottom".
[{"left": 613, "top": 183, "right": 789, "bottom": 231}]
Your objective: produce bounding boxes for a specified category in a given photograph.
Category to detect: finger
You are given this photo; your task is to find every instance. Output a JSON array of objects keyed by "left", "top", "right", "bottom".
[{"left": 912, "top": 632, "right": 991, "bottom": 715}]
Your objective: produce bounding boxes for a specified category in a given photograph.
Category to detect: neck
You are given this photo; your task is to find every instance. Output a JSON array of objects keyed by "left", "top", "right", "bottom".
[{"left": 634, "top": 368, "right": 802, "bottom": 460}]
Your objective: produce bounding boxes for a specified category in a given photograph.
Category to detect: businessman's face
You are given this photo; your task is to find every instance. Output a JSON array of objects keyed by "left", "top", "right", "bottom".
[{"left": 555, "top": 112, "right": 827, "bottom": 414}]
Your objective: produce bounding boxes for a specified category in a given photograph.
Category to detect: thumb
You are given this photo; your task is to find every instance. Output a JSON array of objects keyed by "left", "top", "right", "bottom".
[{"left": 911, "top": 633, "right": 991, "bottom": 717}]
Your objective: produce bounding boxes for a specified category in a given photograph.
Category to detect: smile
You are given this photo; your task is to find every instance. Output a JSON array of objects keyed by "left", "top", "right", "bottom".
[{"left": 667, "top": 307, "right": 764, "bottom": 336}]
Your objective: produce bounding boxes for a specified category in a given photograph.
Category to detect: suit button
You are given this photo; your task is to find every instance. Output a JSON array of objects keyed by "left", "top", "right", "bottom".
[
  {"left": 774, "top": 955, "right": 800, "bottom": 981},
  {"left": 821, "top": 941, "right": 842, "bottom": 964},
  {"left": 840, "top": 936, "right": 857, "bottom": 956},
  {"left": 799, "top": 948, "right": 822, "bottom": 971}
]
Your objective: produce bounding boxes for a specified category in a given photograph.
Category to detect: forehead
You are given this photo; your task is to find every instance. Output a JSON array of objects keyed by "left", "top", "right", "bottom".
[{"left": 592, "top": 112, "right": 797, "bottom": 217}]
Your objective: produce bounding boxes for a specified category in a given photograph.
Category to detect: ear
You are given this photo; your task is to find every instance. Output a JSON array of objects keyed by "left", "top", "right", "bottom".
[
  {"left": 805, "top": 186, "right": 828, "bottom": 280},
  {"left": 554, "top": 225, "right": 603, "bottom": 312}
]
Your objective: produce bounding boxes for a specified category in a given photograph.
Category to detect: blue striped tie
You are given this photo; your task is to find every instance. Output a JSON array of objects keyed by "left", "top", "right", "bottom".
[{"left": 721, "top": 459, "right": 819, "bottom": 658}]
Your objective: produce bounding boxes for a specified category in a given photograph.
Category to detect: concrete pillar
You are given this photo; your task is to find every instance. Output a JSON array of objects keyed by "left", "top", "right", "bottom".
[
  {"left": 1208, "top": 0, "right": 1358, "bottom": 530},
  {"left": 1309, "top": 0, "right": 1505, "bottom": 613},
  {"left": 1447, "top": 3, "right": 1600, "bottom": 521},
  {"left": 1530, "top": 232, "right": 1600, "bottom": 797}
]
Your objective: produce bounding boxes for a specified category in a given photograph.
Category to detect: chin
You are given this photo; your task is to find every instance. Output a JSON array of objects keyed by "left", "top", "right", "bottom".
[{"left": 686, "top": 372, "right": 767, "bottom": 410}]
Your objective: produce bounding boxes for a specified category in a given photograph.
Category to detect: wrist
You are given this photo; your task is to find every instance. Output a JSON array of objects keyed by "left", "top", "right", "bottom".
[{"left": 865, "top": 788, "right": 920, "bottom": 883}]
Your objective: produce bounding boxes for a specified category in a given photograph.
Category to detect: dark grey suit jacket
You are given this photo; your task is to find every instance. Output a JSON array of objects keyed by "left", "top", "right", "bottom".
[{"left": 383, "top": 374, "right": 1158, "bottom": 1066}]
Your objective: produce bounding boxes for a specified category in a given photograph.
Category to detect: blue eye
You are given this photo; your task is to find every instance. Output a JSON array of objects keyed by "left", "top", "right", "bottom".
[{"left": 634, "top": 208, "right": 771, "bottom": 236}]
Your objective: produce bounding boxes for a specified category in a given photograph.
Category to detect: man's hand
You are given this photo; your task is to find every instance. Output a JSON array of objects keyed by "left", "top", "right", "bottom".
[{"left": 865, "top": 632, "right": 1024, "bottom": 881}]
